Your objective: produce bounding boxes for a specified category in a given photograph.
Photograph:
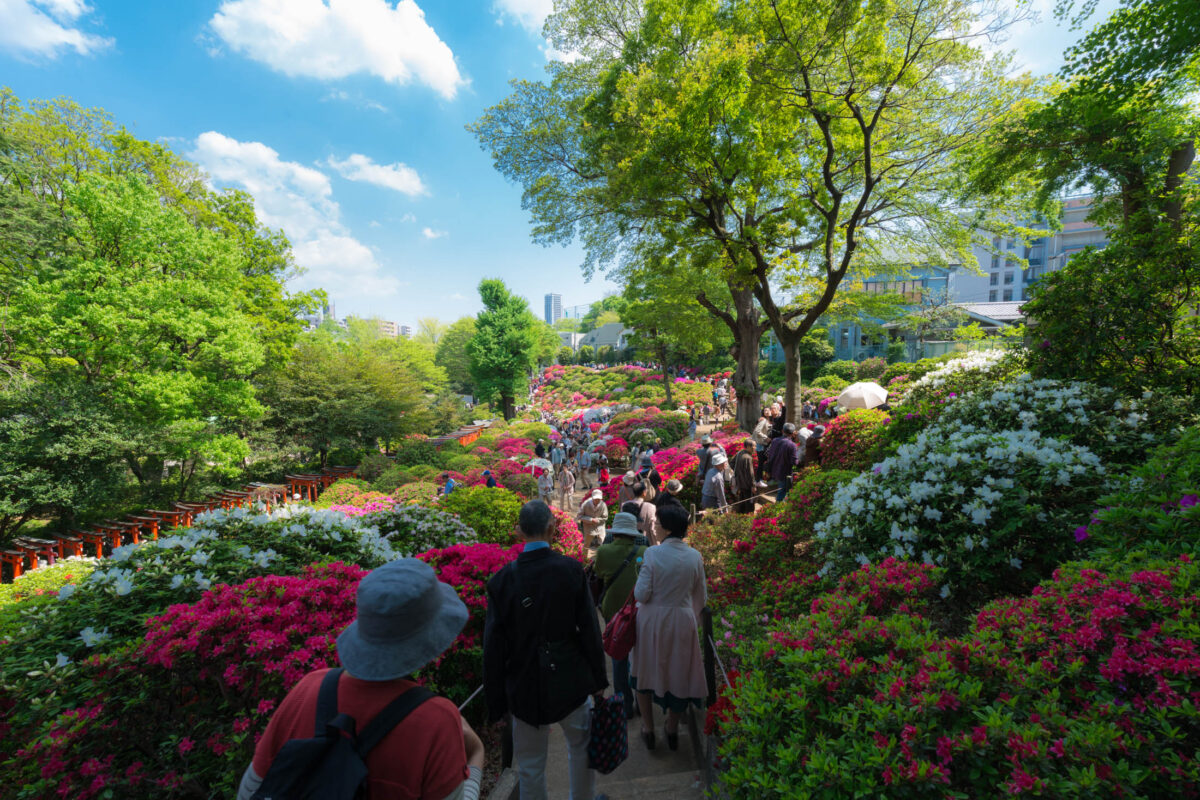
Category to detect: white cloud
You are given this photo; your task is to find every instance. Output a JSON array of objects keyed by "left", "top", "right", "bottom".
[
  {"left": 447, "top": 292, "right": 467, "bottom": 301},
  {"left": 209, "top": 0, "right": 466, "bottom": 99},
  {"left": 326, "top": 153, "right": 427, "bottom": 196},
  {"left": 369, "top": 220, "right": 381, "bottom": 228},
  {"left": 0, "top": 0, "right": 112, "bottom": 58},
  {"left": 493, "top": 0, "right": 553, "bottom": 32},
  {"left": 191, "top": 131, "right": 402, "bottom": 298},
  {"left": 322, "top": 89, "right": 388, "bottom": 113},
  {"left": 400, "top": 213, "right": 417, "bottom": 223},
  {"left": 422, "top": 227, "right": 447, "bottom": 239}
]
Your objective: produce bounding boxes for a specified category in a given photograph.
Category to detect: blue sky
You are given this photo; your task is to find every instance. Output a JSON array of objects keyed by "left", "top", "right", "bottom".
[{"left": 0, "top": 0, "right": 1116, "bottom": 327}]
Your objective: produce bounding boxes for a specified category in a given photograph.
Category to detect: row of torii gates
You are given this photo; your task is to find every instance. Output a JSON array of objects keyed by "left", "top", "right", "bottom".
[{"left": 0, "top": 467, "right": 357, "bottom": 582}]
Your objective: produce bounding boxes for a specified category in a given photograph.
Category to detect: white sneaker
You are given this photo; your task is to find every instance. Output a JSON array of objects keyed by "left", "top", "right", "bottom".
[{"left": 755, "top": 480, "right": 769, "bottom": 488}]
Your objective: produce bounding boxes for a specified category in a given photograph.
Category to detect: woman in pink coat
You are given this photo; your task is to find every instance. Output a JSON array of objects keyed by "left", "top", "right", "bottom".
[{"left": 629, "top": 503, "right": 708, "bottom": 751}]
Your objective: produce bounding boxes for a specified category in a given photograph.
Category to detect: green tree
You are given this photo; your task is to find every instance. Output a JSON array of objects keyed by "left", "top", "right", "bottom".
[
  {"left": 553, "top": 317, "right": 581, "bottom": 332},
  {"left": 435, "top": 316, "right": 478, "bottom": 396},
  {"left": 260, "top": 330, "right": 434, "bottom": 467},
  {"left": 534, "top": 321, "right": 563, "bottom": 367},
  {"left": 11, "top": 175, "right": 266, "bottom": 494},
  {"left": 414, "top": 317, "right": 448, "bottom": 349},
  {"left": 473, "top": 0, "right": 1028, "bottom": 428},
  {"left": 467, "top": 279, "right": 539, "bottom": 419},
  {"left": 578, "top": 344, "right": 595, "bottom": 363},
  {"left": 579, "top": 295, "right": 627, "bottom": 332},
  {"left": 556, "top": 345, "right": 576, "bottom": 365},
  {"left": 0, "top": 378, "right": 126, "bottom": 542}
]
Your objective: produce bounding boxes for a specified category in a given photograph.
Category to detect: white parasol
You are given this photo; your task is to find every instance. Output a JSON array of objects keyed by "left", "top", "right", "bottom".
[{"left": 836, "top": 381, "right": 889, "bottom": 410}]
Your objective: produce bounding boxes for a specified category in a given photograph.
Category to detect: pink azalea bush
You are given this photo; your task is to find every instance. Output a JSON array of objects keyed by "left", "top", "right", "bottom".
[
  {"left": 816, "top": 408, "right": 889, "bottom": 472},
  {"left": 713, "top": 556, "right": 1200, "bottom": 798}
]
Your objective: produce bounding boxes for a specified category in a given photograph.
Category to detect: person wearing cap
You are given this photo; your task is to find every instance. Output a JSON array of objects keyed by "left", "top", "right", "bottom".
[
  {"left": 765, "top": 423, "right": 801, "bottom": 501},
  {"left": 484, "top": 501, "right": 607, "bottom": 800},
  {"left": 238, "top": 559, "right": 483, "bottom": 800},
  {"left": 483, "top": 469, "right": 498, "bottom": 489},
  {"left": 653, "top": 478, "right": 685, "bottom": 511},
  {"left": 557, "top": 464, "right": 577, "bottom": 511},
  {"left": 752, "top": 415, "right": 773, "bottom": 485},
  {"left": 695, "top": 435, "right": 716, "bottom": 491},
  {"left": 536, "top": 468, "right": 555, "bottom": 506},
  {"left": 617, "top": 471, "right": 638, "bottom": 509},
  {"left": 637, "top": 453, "right": 660, "bottom": 501},
  {"left": 441, "top": 472, "right": 457, "bottom": 497},
  {"left": 701, "top": 451, "right": 730, "bottom": 511},
  {"left": 577, "top": 490, "right": 608, "bottom": 559},
  {"left": 731, "top": 439, "right": 757, "bottom": 514},
  {"left": 627, "top": 481, "right": 659, "bottom": 544}
]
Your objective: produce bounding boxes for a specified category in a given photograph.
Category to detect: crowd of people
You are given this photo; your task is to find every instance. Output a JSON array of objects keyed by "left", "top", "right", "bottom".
[{"left": 245, "top": 373, "right": 854, "bottom": 799}]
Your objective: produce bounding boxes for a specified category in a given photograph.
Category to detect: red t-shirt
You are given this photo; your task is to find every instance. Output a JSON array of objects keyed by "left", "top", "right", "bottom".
[{"left": 253, "top": 669, "right": 469, "bottom": 800}]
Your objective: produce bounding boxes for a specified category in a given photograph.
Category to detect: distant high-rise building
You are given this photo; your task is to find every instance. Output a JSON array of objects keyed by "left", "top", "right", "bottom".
[
  {"left": 399, "top": 325, "right": 412, "bottom": 337},
  {"left": 544, "top": 293, "right": 563, "bottom": 324},
  {"left": 377, "top": 320, "right": 399, "bottom": 338}
]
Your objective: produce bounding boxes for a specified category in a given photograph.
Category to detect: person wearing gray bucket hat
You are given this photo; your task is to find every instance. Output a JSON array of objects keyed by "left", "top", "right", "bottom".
[{"left": 239, "top": 558, "right": 483, "bottom": 800}]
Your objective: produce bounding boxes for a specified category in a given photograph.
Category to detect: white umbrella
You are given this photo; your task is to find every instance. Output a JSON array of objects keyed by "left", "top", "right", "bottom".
[
  {"left": 526, "top": 458, "right": 554, "bottom": 471},
  {"left": 837, "top": 381, "right": 889, "bottom": 410}
]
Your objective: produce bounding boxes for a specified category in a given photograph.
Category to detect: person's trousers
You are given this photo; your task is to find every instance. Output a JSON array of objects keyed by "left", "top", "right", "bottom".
[
  {"left": 755, "top": 446, "right": 767, "bottom": 480},
  {"left": 612, "top": 656, "right": 633, "bottom": 717},
  {"left": 775, "top": 475, "right": 792, "bottom": 503},
  {"left": 511, "top": 699, "right": 595, "bottom": 800},
  {"left": 735, "top": 489, "right": 755, "bottom": 514}
]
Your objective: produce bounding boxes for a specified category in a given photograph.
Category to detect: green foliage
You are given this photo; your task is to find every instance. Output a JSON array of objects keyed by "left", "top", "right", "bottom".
[
  {"left": 579, "top": 295, "right": 627, "bottom": 333},
  {"left": 817, "top": 360, "right": 858, "bottom": 381},
  {"left": 313, "top": 478, "right": 373, "bottom": 509},
  {"left": 353, "top": 454, "right": 390, "bottom": 482},
  {"left": 809, "top": 375, "right": 849, "bottom": 392},
  {"left": 885, "top": 340, "right": 907, "bottom": 363},
  {"left": 1024, "top": 236, "right": 1200, "bottom": 398},
  {"left": 431, "top": 486, "right": 525, "bottom": 545},
  {"left": 556, "top": 345, "right": 575, "bottom": 365},
  {"left": 855, "top": 357, "right": 887, "bottom": 381},
  {"left": 1086, "top": 425, "right": 1200, "bottom": 561},
  {"left": 468, "top": 279, "right": 539, "bottom": 418},
  {"left": 577, "top": 344, "right": 595, "bottom": 363},
  {"left": 435, "top": 316, "right": 478, "bottom": 396},
  {"left": 0, "top": 379, "right": 126, "bottom": 542},
  {"left": 0, "top": 558, "right": 95, "bottom": 608}
]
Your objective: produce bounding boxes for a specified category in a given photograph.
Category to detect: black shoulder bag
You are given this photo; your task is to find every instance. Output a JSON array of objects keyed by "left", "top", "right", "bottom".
[{"left": 512, "top": 560, "right": 597, "bottom": 724}]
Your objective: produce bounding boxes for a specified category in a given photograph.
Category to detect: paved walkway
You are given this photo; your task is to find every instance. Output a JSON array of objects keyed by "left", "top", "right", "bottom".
[{"left": 542, "top": 655, "right": 706, "bottom": 800}]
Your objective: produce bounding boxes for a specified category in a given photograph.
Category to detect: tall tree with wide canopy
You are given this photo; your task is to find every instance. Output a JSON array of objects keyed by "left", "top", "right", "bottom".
[
  {"left": 467, "top": 279, "right": 539, "bottom": 419},
  {"left": 435, "top": 316, "right": 478, "bottom": 396},
  {"left": 474, "top": 0, "right": 1028, "bottom": 426}
]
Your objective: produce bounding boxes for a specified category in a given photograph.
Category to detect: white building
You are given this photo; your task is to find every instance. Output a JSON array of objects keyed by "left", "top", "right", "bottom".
[{"left": 544, "top": 293, "right": 563, "bottom": 324}]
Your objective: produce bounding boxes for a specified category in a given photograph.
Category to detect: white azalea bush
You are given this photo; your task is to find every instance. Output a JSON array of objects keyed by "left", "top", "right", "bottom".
[
  {"left": 934, "top": 375, "right": 1182, "bottom": 467},
  {"left": 358, "top": 505, "right": 478, "bottom": 554},
  {"left": 0, "top": 504, "right": 397, "bottom": 678},
  {"left": 901, "top": 349, "right": 1025, "bottom": 407},
  {"left": 813, "top": 422, "right": 1107, "bottom": 601}
]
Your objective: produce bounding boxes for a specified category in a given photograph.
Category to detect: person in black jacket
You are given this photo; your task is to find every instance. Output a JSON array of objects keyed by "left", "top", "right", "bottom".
[{"left": 483, "top": 501, "right": 607, "bottom": 800}]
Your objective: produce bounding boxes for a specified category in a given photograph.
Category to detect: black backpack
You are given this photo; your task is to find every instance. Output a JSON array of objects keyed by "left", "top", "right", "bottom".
[{"left": 251, "top": 668, "right": 433, "bottom": 800}]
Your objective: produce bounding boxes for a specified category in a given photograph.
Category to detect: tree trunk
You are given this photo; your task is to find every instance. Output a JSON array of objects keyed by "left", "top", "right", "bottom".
[
  {"left": 660, "top": 355, "right": 674, "bottom": 407},
  {"left": 732, "top": 312, "right": 762, "bottom": 432},
  {"left": 780, "top": 333, "right": 802, "bottom": 428},
  {"left": 502, "top": 393, "right": 515, "bottom": 420}
]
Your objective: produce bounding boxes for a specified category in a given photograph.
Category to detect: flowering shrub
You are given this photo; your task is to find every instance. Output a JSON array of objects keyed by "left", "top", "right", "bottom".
[
  {"left": 901, "top": 349, "right": 1025, "bottom": 407},
  {"left": 322, "top": 488, "right": 397, "bottom": 513},
  {"left": 814, "top": 423, "right": 1107, "bottom": 600},
  {"left": 817, "top": 360, "right": 858, "bottom": 381},
  {"left": 855, "top": 356, "right": 887, "bottom": 380},
  {"left": 0, "top": 557, "right": 96, "bottom": 606},
  {"left": 606, "top": 408, "right": 690, "bottom": 445},
  {"left": 1084, "top": 425, "right": 1200, "bottom": 561},
  {"left": 714, "top": 556, "right": 1200, "bottom": 799},
  {"left": 0, "top": 506, "right": 394, "bottom": 690},
  {"left": 7, "top": 544, "right": 523, "bottom": 799},
  {"left": 816, "top": 408, "right": 889, "bottom": 471},
  {"left": 601, "top": 436, "right": 630, "bottom": 464},
  {"left": 358, "top": 505, "right": 478, "bottom": 554},
  {"left": 549, "top": 508, "right": 586, "bottom": 561},
  {"left": 809, "top": 374, "right": 848, "bottom": 392},
  {"left": 755, "top": 467, "right": 857, "bottom": 544},
  {"left": 390, "top": 481, "right": 440, "bottom": 505},
  {"left": 313, "top": 478, "right": 373, "bottom": 507},
  {"left": 534, "top": 366, "right": 710, "bottom": 412},
  {"left": 431, "top": 486, "right": 526, "bottom": 545}
]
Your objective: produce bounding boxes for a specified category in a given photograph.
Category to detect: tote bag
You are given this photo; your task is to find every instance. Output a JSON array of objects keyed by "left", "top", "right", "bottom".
[{"left": 602, "top": 589, "right": 637, "bottom": 660}]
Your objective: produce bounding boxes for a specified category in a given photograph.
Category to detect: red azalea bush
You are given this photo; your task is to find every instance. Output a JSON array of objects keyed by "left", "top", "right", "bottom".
[
  {"left": 817, "top": 408, "right": 890, "bottom": 471},
  {"left": 714, "top": 556, "right": 1200, "bottom": 799},
  {"left": 602, "top": 436, "right": 629, "bottom": 464},
  {"left": 10, "top": 547, "right": 525, "bottom": 800}
]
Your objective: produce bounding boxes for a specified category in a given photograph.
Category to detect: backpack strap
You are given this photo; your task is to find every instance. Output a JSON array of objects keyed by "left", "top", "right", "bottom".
[
  {"left": 314, "top": 668, "right": 345, "bottom": 736},
  {"left": 355, "top": 686, "right": 436, "bottom": 757},
  {"left": 598, "top": 547, "right": 639, "bottom": 605}
]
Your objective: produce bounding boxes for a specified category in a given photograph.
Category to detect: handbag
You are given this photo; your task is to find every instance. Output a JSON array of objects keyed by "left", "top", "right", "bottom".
[
  {"left": 602, "top": 588, "right": 638, "bottom": 661},
  {"left": 587, "top": 693, "right": 629, "bottom": 774},
  {"left": 589, "top": 547, "right": 638, "bottom": 608}
]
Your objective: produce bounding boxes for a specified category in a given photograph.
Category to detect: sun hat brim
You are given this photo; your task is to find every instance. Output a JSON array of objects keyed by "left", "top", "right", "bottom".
[{"left": 336, "top": 581, "right": 468, "bottom": 681}]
